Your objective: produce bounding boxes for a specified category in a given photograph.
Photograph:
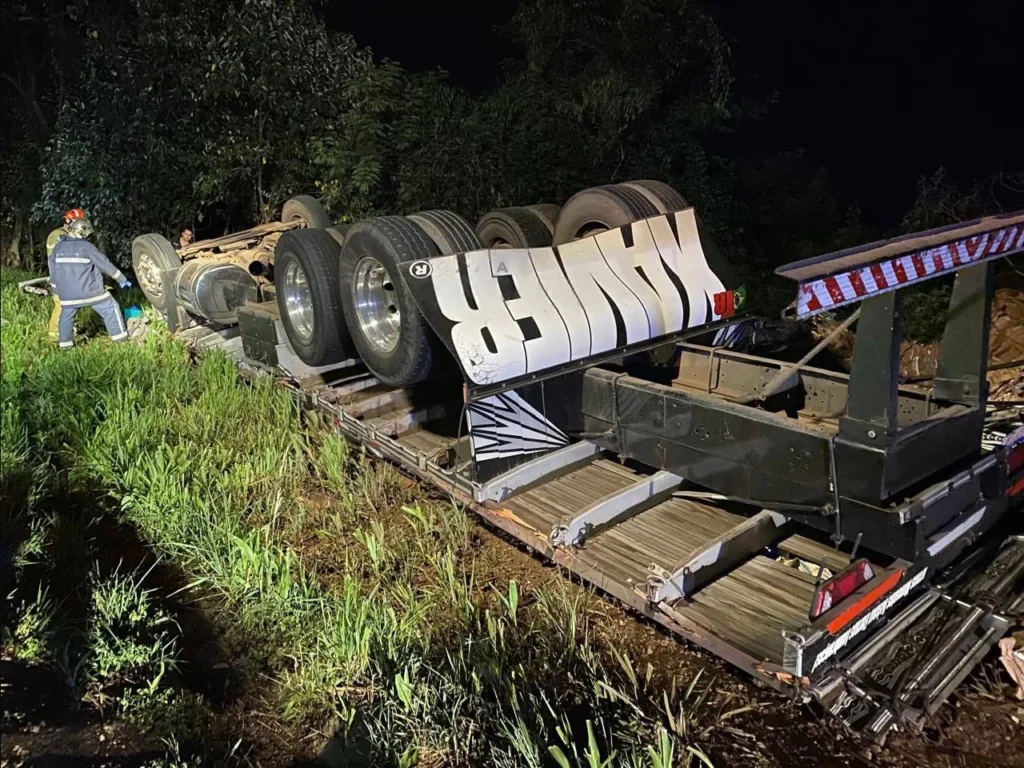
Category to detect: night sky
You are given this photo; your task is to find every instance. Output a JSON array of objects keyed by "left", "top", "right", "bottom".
[{"left": 327, "top": 0, "right": 1022, "bottom": 227}]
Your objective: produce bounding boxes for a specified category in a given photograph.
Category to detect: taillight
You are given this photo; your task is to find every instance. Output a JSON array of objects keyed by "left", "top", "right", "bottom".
[
  {"left": 1008, "top": 444, "right": 1024, "bottom": 475},
  {"left": 811, "top": 559, "right": 874, "bottom": 620}
]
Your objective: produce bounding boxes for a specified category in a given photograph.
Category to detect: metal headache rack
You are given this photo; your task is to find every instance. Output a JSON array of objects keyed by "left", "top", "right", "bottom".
[{"left": 175, "top": 210, "right": 1024, "bottom": 739}]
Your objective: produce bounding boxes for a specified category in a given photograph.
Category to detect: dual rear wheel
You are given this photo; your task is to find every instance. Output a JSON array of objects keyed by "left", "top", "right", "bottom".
[
  {"left": 279, "top": 210, "right": 481, "bottom": 386},
  {"left": 276, "top": 181, "right": 691, "bottom": 386}
]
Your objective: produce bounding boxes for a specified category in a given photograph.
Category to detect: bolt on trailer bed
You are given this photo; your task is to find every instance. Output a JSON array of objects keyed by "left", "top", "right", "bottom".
[{"left": 160, "top": 197, "right": 1022, "bottom": 739}]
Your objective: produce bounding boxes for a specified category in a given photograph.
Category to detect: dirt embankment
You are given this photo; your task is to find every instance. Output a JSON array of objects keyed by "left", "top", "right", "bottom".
[{"left": 814, "top": 288, "right": 1024, "bottom": 401}]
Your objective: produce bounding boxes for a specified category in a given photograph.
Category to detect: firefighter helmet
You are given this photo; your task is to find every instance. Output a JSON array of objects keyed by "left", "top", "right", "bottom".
[
  {"left": 67, "top": 217, "right": 94, "bottom": 239},
  {"left": 63, "top": 208, "right": 86, "bottom": 224}
]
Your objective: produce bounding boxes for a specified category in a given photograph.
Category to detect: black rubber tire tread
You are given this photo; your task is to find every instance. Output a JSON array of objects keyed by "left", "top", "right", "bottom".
[
  {"left": 475, "top": 207, "right": 552, "bottom": 249},
  {"left": 621, "top": 180, "right": 689, "bottom": 213},
  {"left": 552, "top": 184, "right": 660, "bottom": 245},
  {"left": 326, "top": 224, "right": 352, "bottom": 248},
  {"left": 407, "top": 209, "right": 482, "bottom": 255},
  {"left": 605, "top": 184, "right": 662, "bottom": 218},
  {"left": 132, "top": 233, "right": 182, "bottom": 313},
  {"left": 525, "top": 204, "right": 561, "bottom": 236},
  {"left": 274, "top": 228, "right": 352, "bottom": 367},
  {"left": 339, "top": 216, "right": 443, "bottom": 387},
  {"left": 281, "top": 195, "right": 331, "bottom": 229}
]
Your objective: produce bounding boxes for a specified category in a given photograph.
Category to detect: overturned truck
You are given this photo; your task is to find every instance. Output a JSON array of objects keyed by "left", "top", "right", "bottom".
[{"left": 131, "top": 185, "right": 1024, "bottom": 739}]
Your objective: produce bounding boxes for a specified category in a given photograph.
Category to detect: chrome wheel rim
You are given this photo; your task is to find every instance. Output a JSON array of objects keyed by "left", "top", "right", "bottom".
[
  {"left": 353, "top": 256, "right": 400, "bottom": 354},
  {"left": 136, "top": 254, "right": 163, "bottom": 298},
  {"left": 283, "top": 260, "right": 315, "bottom": 342}
]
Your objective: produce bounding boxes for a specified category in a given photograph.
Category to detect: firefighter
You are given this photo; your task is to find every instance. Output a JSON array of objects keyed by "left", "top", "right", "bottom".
[
  {"left": 45, "top": 208, "right": 87, "bottom": 340},
  {"left": 48, "top": 215, "right": 132, "bottom": 349}
]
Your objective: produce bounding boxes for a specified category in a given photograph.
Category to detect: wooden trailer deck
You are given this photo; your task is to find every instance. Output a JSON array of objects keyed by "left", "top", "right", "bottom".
[
  {"left": 180, "top": 321, "right": 871, "bottom": 677},
  {"left": 495, "top": 458, "right": 840, "bottom": 665}
]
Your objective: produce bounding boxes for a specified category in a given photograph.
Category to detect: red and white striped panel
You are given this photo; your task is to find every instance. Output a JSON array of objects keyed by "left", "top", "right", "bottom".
[{"left": 796, "top": 223, "right": 1024, "bottom": 319}]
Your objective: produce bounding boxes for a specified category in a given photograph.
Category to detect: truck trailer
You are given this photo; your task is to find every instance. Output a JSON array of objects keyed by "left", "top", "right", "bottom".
[{"left": 128, "top": 183, "right": 1024, "bottom": 739}]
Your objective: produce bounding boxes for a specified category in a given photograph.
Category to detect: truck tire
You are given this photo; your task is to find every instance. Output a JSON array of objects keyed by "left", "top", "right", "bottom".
[
  {"left": 275, "top": 229, "right": 352, "bottom": 366},
  {"left": 475, "top": 207, "right": 552, "bottom": 249},
  {"left": 281, "top": 195, "right": 331, "bottom": 229},
  {"left": 407, "top": 210, "right": 481, "bottom": 255},
  {"left": 525, "top": 204, "right": 561, "bottom": 237},
  {"left": 132, "top": 233, "right": 182, "bottom": 313},
  {"left": 326, "top": 224, "right": 352, "bottom": 248},
  {"left": 621, "top": 180, "right": 688, "bottom": 213},
  {"left": 552, "top": 184, "right": 660, "bottom": 245},
  {"left": 339, "top": 217, "right": 442, "bottom": 387}
]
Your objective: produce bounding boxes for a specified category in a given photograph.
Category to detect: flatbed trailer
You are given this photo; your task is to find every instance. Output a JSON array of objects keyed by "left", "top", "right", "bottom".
[{"left": 165, "top": 207, "right": 1024, "bottom": 740}]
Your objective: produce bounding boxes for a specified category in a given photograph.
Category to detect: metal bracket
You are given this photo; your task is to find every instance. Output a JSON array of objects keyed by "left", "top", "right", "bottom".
[
  {"left": 933, "top": 263, "right": 993, "bottom": 405},
  {"left": 474, "top": 441, "right": 601, "bottom": 504},
  {"left": 839, "top": 292, "right": 902, "bottom": 446},
  {"left": 549, "top": 470, "right": 683, "bottom": 549},
  {"left": 646, "top": 510, "right": 790, "bottom": 604}
]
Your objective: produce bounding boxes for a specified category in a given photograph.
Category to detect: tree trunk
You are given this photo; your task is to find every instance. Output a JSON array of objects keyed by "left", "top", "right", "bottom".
[
  {"left": 26, "top": 219, "right": 36, "bottom": 270},
  {"left": 2, "top": 212, "right": 24, "bottom": 268}
]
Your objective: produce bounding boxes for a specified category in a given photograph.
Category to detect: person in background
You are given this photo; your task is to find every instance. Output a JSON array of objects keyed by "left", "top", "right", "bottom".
[
  {"left": 172, "top": 227, "right": 194, "bottom": 250},
  {"left": 45, "top": 208, "right": 87, "bottom": 341},
  {"left": 48, "top": 215, "right": 132, "bottom": 349}
]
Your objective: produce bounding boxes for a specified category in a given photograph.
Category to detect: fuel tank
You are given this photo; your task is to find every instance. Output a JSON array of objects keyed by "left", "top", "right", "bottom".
[{"left": 175, "top": 259, "right": 257, "bottom": 324}]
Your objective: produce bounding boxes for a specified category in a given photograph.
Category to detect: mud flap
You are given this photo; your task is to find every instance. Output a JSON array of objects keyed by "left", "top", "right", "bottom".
[{"left": 396, "top": 209, "right": 744, "bottom": 482}]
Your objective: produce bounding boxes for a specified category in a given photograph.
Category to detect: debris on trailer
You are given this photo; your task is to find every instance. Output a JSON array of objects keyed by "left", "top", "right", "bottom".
[
  {"left": 999, "top": 632, "right": 1024, "bottom": 700},
  {"left": 814, "top": 287, "right": 1024, "bottom": 397}
]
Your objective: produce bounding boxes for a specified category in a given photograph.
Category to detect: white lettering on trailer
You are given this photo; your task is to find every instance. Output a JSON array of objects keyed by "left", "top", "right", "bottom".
[
  {"left": 809, "top": 568, "right": 928, "bottom": 673},
  {"left": 431, "top": 253, "right": 529, "bottom": 385},
  {"left": 490, "top": 250, "right": 572, "bottom": 375},
  {"left": 428, "top": 210, "right": 728, "bottom": 385},
  {"left": 556, "top": 237, "right": 651, "bottom": 353}
]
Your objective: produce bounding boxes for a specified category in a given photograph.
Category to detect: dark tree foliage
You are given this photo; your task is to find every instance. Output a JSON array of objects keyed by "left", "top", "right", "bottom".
[
  {"left": 33, "top": 0, "right": 396, "bottom": 261},
  {"left": 393, "top": 0, "right": 735, "bottom": 223},
  {"left": 0, "top": 0, "right": 76, "bottom": 265},
  {"left": 0, "top": 0, "right": 1016, "bottom": 282}
]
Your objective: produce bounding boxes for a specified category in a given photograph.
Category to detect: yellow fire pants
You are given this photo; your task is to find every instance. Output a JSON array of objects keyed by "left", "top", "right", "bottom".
[{"left": 48, "top": 297, "right": 61, "bottom": 339}]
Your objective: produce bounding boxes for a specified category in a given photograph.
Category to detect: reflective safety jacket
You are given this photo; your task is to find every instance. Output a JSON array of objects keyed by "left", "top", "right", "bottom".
[
  {"left": 46, "top": 227, "right": 68, "bottom": 257},
  {"left": 48, "top": 237, "right": 126, "bottom": 306}
]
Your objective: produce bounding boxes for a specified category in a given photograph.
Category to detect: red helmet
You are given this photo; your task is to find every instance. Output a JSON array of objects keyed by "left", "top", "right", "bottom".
[{"left": 64, "top": 208, "right": 86, "bottom": 224}]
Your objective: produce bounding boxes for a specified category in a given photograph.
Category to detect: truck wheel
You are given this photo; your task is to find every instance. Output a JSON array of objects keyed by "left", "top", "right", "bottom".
[
  {"left": 552, "top": 185, "right": 660, "bottom": 245},
  {"left": 526, "top": 204, "right": 561, "bottom": 237},
  {"left": 275, "top": 229, "right": 352, "bottom": 366},
  {"left": 326, "top": 224, "right": 352, "bottom": 248},
  {"left": 407, "top": 210, "right": 481, "bottom": 254},
  {"left": 281, "top": 195, "right": 331, "bottom": 229},
  {"left": 475, "top": 207, "right": 552, "bottom": 249},
  {"left": 339, "top": 217, "right": 442, "bottom": 387},
  {"left": 132, "top": 233, "right": 182, "bottom": 313},
  {"left": 621, "top": 180, "right": 689, "bottom": 213}
]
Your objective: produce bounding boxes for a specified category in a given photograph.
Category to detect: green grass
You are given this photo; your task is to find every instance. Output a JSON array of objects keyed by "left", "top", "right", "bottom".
[{"left": 1, "top": 268, "right": 731, "bottom": 766}]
